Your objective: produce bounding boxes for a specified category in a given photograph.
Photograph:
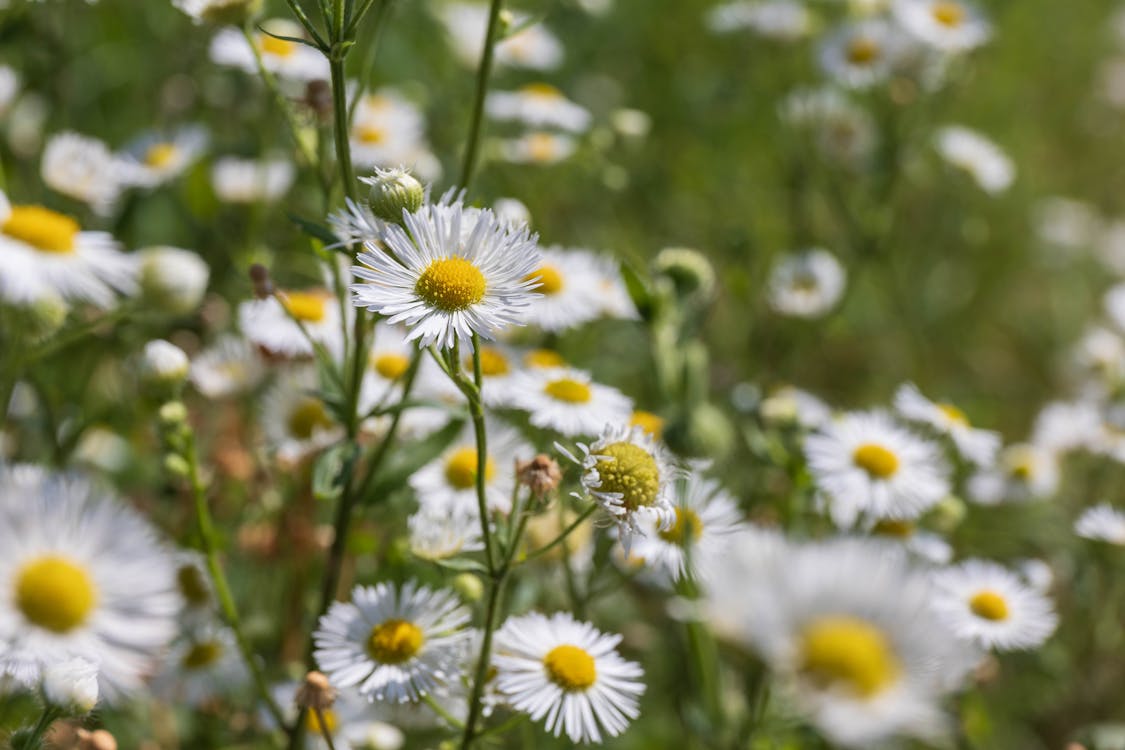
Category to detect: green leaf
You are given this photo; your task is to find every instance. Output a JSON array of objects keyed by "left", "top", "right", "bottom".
[
  {"left": 620, "top": 259, "right": 654, "bottom": 321},
  {"left": 362, "top": 419, "right": 465, "bottom": 505},
  {"left": 312, "top": 443, "right": 357, "bottom": 503},
  {"left": 255, "top": 26, "right": 325, "bottom": 53},
  {"left": 287, "top": 212, "right": 343, "bottom": 249},
  {"left": 430, "top": 556, "right": 488, "bottom": 574}
]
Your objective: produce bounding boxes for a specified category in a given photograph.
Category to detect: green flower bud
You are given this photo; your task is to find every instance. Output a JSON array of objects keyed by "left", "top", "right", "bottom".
[
  {"left": 363, "top": 168, "right": 424, "bottom": 224},
  {"left": 653, "top": 246, "right": 716, "bottom": 301},
  {"left": 452, "top": 572, "right": 484, "bottom": 603},
  {"left": 139, "top": 340, "right": 190, "bottom": 399}
]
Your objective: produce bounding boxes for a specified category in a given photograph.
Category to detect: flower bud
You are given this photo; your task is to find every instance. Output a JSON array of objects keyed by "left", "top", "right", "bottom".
[
  {"left": 363, "top": 168, "right": 425, "bottom": 224},
  {"left": 140, "top": 340, "right": 190, "bottom": 396},
  {"left": 653, "top": 247, "right": 716, "bottom": 301},
  {"left": 42, "top": 658, "right": 99, "bottom": 713},
  {"left": 516, "top": 454, "right": 562, "bottom": 497},
  {"left": 138, "top": 246, "right": 210, "bottom": 316},
  {"left": 452, "top": 572, "right": 484, "bottom": 603},
  {"left": 295, "top": 671, "right": 337, "bottom": 713},
  {"left": 0, "top": 293, "right": 69, "bottom": 344}
]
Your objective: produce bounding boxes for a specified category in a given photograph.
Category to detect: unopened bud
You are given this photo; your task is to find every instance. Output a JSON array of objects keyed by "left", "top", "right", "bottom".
[
  {"left": 653, "top": 247, "right": 716, "bottom": 301},
  {"left": 164, "top": 453, "right": 191, "bottom": 478},
  {"left": 43, "top": 658, "right": 99, "bottom": 713},
  {"left": 453, "top": 572, "right": 484, "bottom": 602},
  {"left": 140, "top": 340, "right": 190, "bottom": 397},
  {"left": 295, "top": 671, "right": 337, "bottom": 713},
  {"left": 158, "top": 400, "right": 189, "bottom": 427},
  {"left": 1, "top": 293, "right": 69, "bottom": 344},
  {"left": 363, "top": 168, "right": 425, "bottom": 224},
  {"left": 516, "top": 454, "right": 562, "bottom": 497},
  {"left": 138, "top": 246, "right": 210, "bottom": 316}
]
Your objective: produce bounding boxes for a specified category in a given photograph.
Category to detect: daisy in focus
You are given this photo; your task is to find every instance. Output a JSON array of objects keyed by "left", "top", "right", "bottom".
[
  {"left": 491, "top": 611, "right": 645, "bottom": 744},
  {"left": 766, "top": 249, "right": 847, "bottom": 319},
  {"left": 0, "top": 190, "right": 136, "bottom": 307},
  {"left": 210, "top": 19, "right": 329, "bottom": 82},
  {"left": 1074, "top": 503, "right": 1125, "bottom": 545},
  {"left": 117, "top": 125, "right": 209, "bottom": 189},
  {"left": 486, "top": 84, "right": 592, "bottom": 133},
  {"left": 931, "top": 560, "right": 1058, "bottom": 651},
  {"left": 894, "top": 383, "right": 1000, "bottom": 466},
  {"left": 934, "top": 125, "right": 1014, "bottom": 194},
  {"left": 40, "top": 132, "right": 123, "bottom": 216},
  {"left": 211, "top": 156, "right": 296, "bottom": 204},
  {"left": 893, "top": 0, "right": 991, "bottom": 53},
  {"left": 509, "top": 367, "right": 633, "bottom": 436},
  {"left": 351, "top": 199, "right": 541, "bottom": 348},
  {"left": 239, "top": 288, "right": 345, "bottom": 359},
  {"left": 313, "top": 581, "right": 472, "bottom": 703}
]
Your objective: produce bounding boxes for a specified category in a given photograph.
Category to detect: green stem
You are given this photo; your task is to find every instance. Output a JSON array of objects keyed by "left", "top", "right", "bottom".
[
  {"left": 520, "top": 504, "right": 598, "bottom": 563},
  {"left": 458, "top": 568, "right": 508, "bottom": 750},
  {"left": 458, "top": 0, "right": 504, "bottom": 190},
  {"left": 468, "top": 334, "right": 496, "bottom": 573},
  {"left": 12, "top": 705, "right": 61, "bottom": 750},
  {"left": 422, "top": 693, "right": 465, "bottom": 730},
  {"left": 313, "top": 708, "right": 338, "bottom": 750},
  {"left": 328, "top": 56, "right": 357, "bottom": 201}
]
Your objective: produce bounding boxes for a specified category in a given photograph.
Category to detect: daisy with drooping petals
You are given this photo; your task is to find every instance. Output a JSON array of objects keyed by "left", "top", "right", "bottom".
[
  {"left": 0, "top": 190, "right": 136, "bottom": 307},
  {"left": 818, "top": 20, "right": 906, "bottom": 90},
  {"left": 805, "top": 411, "right": 950, "bottom": 527},
  {"left": 260, "top": 368, "right": 343, "bottom": 467},
  {"left": 352, "top": 200, "right": 541, "bottom": 349},
  {"left": 0, "top": 465, "right": 178, "bottom": 700},
  {"left": 117, "top": 125, "right": 209, "bottom": 189},
  {"left": 509, "top": 367, "right": 633, "bottom": 437},
  {"left": 189, "top": 334, "right": 267, "bottom": 399},
  {"left": 210, "top": 19, "right": 329, "bottom": 81},
  {"left": 523, "top": 247, "right": 613, "bottom": 332},
  {"left": 40, "top": 132, "right": 124, "bottom": 216},
  {"left": 766, "top": 248, "right": 847, "bottom": 319},
  {"left": 313, "top": 581, "right": 472, "bottom": 703},
  {"left": 239, "top": 288, "right": 345, "bottom": 359},
  {"left": 931, "top": 560, "right": 1058, "bottom": 651},
  {"left": 1075, "top": 503, "right": 1125, "bottom": 545},
  {"left": 151, "top": 626, "right": 249, "bottom": 706},
  {"left": 893, "top": 0, "right": 990, "bottom": 53},
  {"left": 492, "top": 611, "right": 645, "bottom": 744},
  {"left": 211, "top": 156, "right": 296, "bottom": 204},
  {"left": 486, "top": 84, "right": 592, "bottom": 133},
  {"left": 894, "top": 383, "right": 1000, "bottom": 466},
  {"left": 934, "top": 126, "right": 1014, "bottom": 194}
]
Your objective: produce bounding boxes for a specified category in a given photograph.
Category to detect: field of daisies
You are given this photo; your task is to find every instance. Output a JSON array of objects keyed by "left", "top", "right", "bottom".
[{"left": 6, "top": 0, "right": 1125, "bottom": 748}]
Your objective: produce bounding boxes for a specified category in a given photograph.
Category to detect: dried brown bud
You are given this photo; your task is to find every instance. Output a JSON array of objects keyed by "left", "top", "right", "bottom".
[
  {"left": 249, "top": 264, "right": 274, "bottom": 299},
  {"left": 295, "top": 671, "right": 338, "bottom": 712},
  {"left": 76, "top": 728, "right": 119, "bottom": 750},
  {"left": 305, "top": 80, "right": 333, "bottom": 122},
  {"left": 517, "top": 454, "right": 562, "bottom": 497}
]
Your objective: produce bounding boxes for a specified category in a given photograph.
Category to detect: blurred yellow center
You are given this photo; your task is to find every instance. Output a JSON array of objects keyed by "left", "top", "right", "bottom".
[
  {"left": 932, "top": 1, "right": 965, "bottom": 26},
  {"left": 937, "top": 403, "right": 969, "bottom": 426},
  {"left": 846, "top": 37, "right": 880, "bottom": 65},
  {"left": 306, "top": 707, "right": 338, "bottom": 735},
  {"left": 177, "top": 564, "right": 210, "bottom": 606},
  {"left": 367, "top": 619, "right": 424, "bottom": 664},
  {"left": 527, "top": 133, "right": 558, "bottom": 162},
  {"left": 800, "top": 616, "right": 900, "bottom": 697},
  {"left": 853, "top": 443, "right": 899, "bottom": 479},
  {"left": 281, "top": 291, "right": 328, "bottom": 323},
  {"left": 15, "top": 556, "right": 98, "bottom": 633},
  {"left": 356, "top": 125, "right": 386, "bottom": 144},
  {"left": 872, "top": 519, "right": 915, "bottom": 539},
  {"left": 373, "top": 352, "right": 411, "bottom": 380},
  {"left": 527, "top": 265, "right": 565, "bottom": 295},
  {"left": 415, "top": 257, "right": 486, "bottom": 311},
  {"left": 595, "top": 442, "right": 660, "bottom": 511},
  {"left": 969, "top": 590, "right": 1009, "bottom": 621},
  {"left": 543, "top": 644, "right": 596, "bottom": 690},
  {"left": 3, "top": 205, "right": 79, "bottom": 254},
  {"left": 288, "top": 397, "right": 332, "bottom": 440},
  {"left": 630, "top": 410, "right": 665, "bottom": 439},
  {"left": 525, "top": 349, "right": 566, "bottom": 369},
  {"left": 522, "top": 82, "right": 563, "bottom": 99},
  {"left": 1009, "top": 457, "right": 1033, "bottom": 480},
  {"left": 472, "top": 347, "right": 511, "bottom": 376},
  {"left": 181, "top": 639, "right": 224, "bottom": 669},
  {"left": 544, "top": 378, "right": 592, "bottom": 403},
  {"left": 444, "top": 447, "right": 496, "bottom": 490},
  {"left": 260, "top": 34, "right": 296, "bottom": 57},
  {"left": 145, "top": 143, "right": 178, "bottom": 168},
  {"left": 659, "top": 508, "right": 703, "bottom": 545}
]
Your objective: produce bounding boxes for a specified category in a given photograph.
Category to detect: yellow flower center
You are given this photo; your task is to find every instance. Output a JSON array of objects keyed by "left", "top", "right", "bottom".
[
  {"left": 259, "top": 34, "right": 296, "bottom": 57},
  {"left": 415, "top": 257, "right": 487, "bottom": 312},
  {"left": 595, "top": 442, "right": 660, "bottom": 511},
  {"left": 527, "top": 133, "right": 559, "bottom": 163},
  {"left": 659, "top": 507, "right": 703, "bottom": 545},
  {"left": 280, "top": 291, "right": 328, "bottom": 323},
  {"left": 287, "top": 397, "right": 333, "bottom": 440},
  {"left": 145, "top": 143, "right": 179, "bottom": 169},
  {"left": 372, "top": 352, "right": 411, "bottom": 380},
  {"left": 15, "top": 556, "right": 98, "bottom": 633},
  {"left": 3, "top": 205, "right": 79, "bottom": 254},
  {"left": 630, "top": 410, "right": 664, "bottom": 439},
  {"left": 872, "top": 519, "right": 915, "bottom": 539},
  {"left": 526, "top": 264, "right": 565, "bottom": 295},
  {"left": 544, "top": 378, "right": 592, "bottom": 404},
  {"left": 367, "top": 619, "right": 424, "bottom": 664},
  {"left": 853, "top": 443, "right": 900, "bottom": 479},
  {"left": 932, "top": 1, "right": 965, "bottom": 27},
  {"left": 969, "top": 590, "right": 1009, "bottom": 621},
  {"left": 522, "top": 82, "right": 563, "bottom": 99},
  {"left": 306, "top": 707, "right": 338, "bottom": 735},
  {"left": 800, "top": 616, "right": 900, "bottom": 698},
  {"left": 467, "top": 347, "right": 511, "bottom": 377},
  {"left": 846, "top": 37, "right": 880, "bottom": 65},
  {"left": 791, "top": 273, "right": 820, "bottom": 293},
  {"left": 525, "top": 349, "right": 566, "bottom": 369},
  {"left": 937, "top": 403, "right": 969, "bottom": 426},
  {"left": 444, "top": 446, "right": 496, "bottom": 490},
  {"left": 356, "top": 125, "right": 386, "bottom": 145},
  {"left": 177, "top": 564, "right": 210, "bottom": 606},
  {"left": 543, "top": 644, "right": 597, "bottom": 690},
  {"left": 181, "top": 639, "right": 224, "bottom": 669}
]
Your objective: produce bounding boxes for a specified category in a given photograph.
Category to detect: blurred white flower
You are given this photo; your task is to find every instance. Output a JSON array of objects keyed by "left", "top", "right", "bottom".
[
  {"left": 349, "top": 89, "right": 441, "bottom": 180},
  {"left": 967, "top": 442, "right": 1060, "bottom": 505},
  {"left": 211, "top": 156, "right": 295, "bottom": 203},
  {"left": 934, "top": 125, "right": 1014, "bottom": 194},
  {"left": 239, "top": 288, "right": 345, "bottom": 359},
  {"left": 486, "top": 83, "right": 592, "bottom": 132},
  {"left": 497, "top": 131, "right": 578, "bottom": 165},
  {"left": 260, "top": 367, "right": 342, "bottom": 467},
  {"left": 437, "top": 3, "right": 563, "bottom": 70},
  {"left": 190, "top": 335, "right": 266, "bottom": 399},
  {"left": 42, "top": 657, "right": 99, "bottom": 712},
  {"left": 509, "top": 367, "right": 633, "bottom": 436},
  {"left": 819, "top": 20, "right": 908, "bottom": 90},
  {"left": 117, "top": 125, "right": 209, "bottom": 189},
  {"left": 210, "top": 19, "right": 329, "bottom": 81},
  {"left": 139, "top": 340, "right": 191, "bottom": 389},
  {"left": 767, "top": 248, "right": 847, "bottom": 319},
  {"left": 706, "top": 0, "right": 813, "bottom": 41},
  {"left": 41, "top": 132, "right": 124, "bottom": 216},
  {"left": 894, "top": 383, "right": 1000, "bottom": 466},
  {"left": 0, "top": 65, "right": 18, "bottom": 118},
  {"left": 931, "top": 560, "right": 1058, "bottom": 651},
  {"left": 892, "top": 0, "right": 991, "bottom": 52},
  {"left": 137, "top": 246, "right": 210, "bottom": 315}
]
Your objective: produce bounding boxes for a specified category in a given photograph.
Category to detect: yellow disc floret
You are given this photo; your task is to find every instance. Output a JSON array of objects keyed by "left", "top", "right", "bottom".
[
  {"left": 544, "top": 378, "right": 592, "bottom": 404},
  {"left": 969, "top": 590, "right": 1009, "bottom": 621},
  {"left": 474, "top": 347, "right": 511, "bottom": 377},
  {"left": 444, "top": 446, "right": 496, "bottom": 490},
  {"left": 372, "top": 352, "right": 411, "bottom": 380},
  {"left": 800, "top": 616, "right": 900, "bottom": 697},
  {"left": 15, "top": 556, "right": 98, "bottom": 633},
  {"left": 522, "top": 82, "right": 563, "bottom": 99},
  {"left": 288, "top": 397, "right": 333, "bottom": 440},
  {"left": 846, "top": 37, "right": 880, "bottom": 65},
  {"left": 281, "top": 291, "right": 328, "bottom": 323},
  {"left": 659, "top": 507, "right": 703, "bottom": 546},
  {"left": 937, "top": 403, "right": 969, "bottom": 426},
  {"left": 356, "top": 125, "right": 386, "bottom": 145},
  {"left": 525, "top": 349, "right": 566, "bottom": 369},
  {"left": 367, "top": 619, "right": 424, "bottom": 664},
  {"left": 525, "top": 265, "right": 564, "bottom": 295},
  {"left": 595, "top": 442, "right": 660, "bottom": 511},
  {"left": 259, "top": 34, "right": 296, "bottom": 57},
  {"left": 145, "top": 143, "right": 179, "bottom": 169},
  {"left": 543, "top": 644, "right": 597, "bottom": 690},
  {"left": 181, "top": 640, "right": 224, "bottom": 669},
  {"left": 630, "top": 410, "right": 665, "bottom": 439},
  {"left": 415, "top": 257, "right": 487, "bottom": 312},
  {"left": 853, "top": 443, "right": 900, "bottom": 479},
  {"left": 932, "top": 1, "right": 965, "bottom": 27},
  {"left": 3, "top": 205, "right": 80, "bottom": 254}
]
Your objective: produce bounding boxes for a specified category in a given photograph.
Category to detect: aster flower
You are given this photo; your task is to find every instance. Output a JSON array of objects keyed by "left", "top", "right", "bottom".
[
  {"left": 40, "top": 132, "right": 124, "bottom": 216},
  {"left": 818, "top": 20, "right": 907, "bottom": 90},
  {"left": 211, "top": 156, "right": 296, "bottom": 203},
  {"left": 523, "top": 247, "right": 616, "bottom": 332},
  {"left": 497, "top": 131, "right": 578, "bottom": 165},
  {"left": 116, "top": 125, "right": 209, "bottom": 189},
  {"left": 437, "top": 3, "right": 563, "bottom": 71},
  {"left": 767, "top": 249, "right": 847, "bottom": 319},
  {"left": 894, "top": 383, "right": 1000, "bottom": 466},
  {"left": 260, "top": 367, "right": 343, "bottom": 467},
  {"left": 210, "top": 19, "right": 329, "bottom": 81},
  {"left": 706, "top": 0, "right": 813, "bottom": 41},
  {"left": 934, "top": 126, "right": 1014, "bottom": 194},
  {"left": 349, "top": 89, "right": 440, "bottom": 180},
  {"left": 486, "top": 84, "right": 592, "bottom": 132},
  {"left": 1075, "top": 503, "right": 1125, "bottom": 545},
  {"left": 893, "top": 0, "right": 991, "bottom": 53},
  {"left": 190, "top": 334, "right": 267, "bottom": 399},
  {"left": 508, "top": 367, "right": 633, "bottom": 437},
  {"left": 931, "top": 560, "right": 1058, "bottom": 651},
  {"left": 239, "top": 288, "right": 346, "bottom": 359}
]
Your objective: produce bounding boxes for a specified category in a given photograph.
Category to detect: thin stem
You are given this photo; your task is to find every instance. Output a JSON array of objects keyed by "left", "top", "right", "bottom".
[
  {"left": 422, "top": 693, "right": 465, "bottom": 730},
  {"left": 458, "top": 568, "right": 508, "bottom": 750},
  {"left": 328, "top": 59, "right": 357, "bottom": 202},
  {"left": 312, "top": 708, "right": 338, "bottom": 750},
  {"left": 283, "top": 0, "right": 330, "bottom": 49},
  {"left": 468, "top": 334, "right": 496, "bottom": 573},
  {"left": 458, "top": 0, "right": 504, "bottom": 190},
  {"left": 521, "top": 503, "right": 598, "bottom": 563},
  {"left": 13, "top": 704, "right": 61, "bottom": 750}
]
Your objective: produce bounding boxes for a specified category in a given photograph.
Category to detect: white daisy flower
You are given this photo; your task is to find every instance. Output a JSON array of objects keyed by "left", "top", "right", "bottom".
[
  {"left": 1016, "top": 559, "right": 1054, "bottom": 593},
  {"left": 522, "top": 247, "right": 614, "bottom": 332},
  {"left": 486, "top": 84, "right": 592, "bottom": 133},
  {"left": 0, "top": 191, "right": 136, "bottom": 307},
  {"left": 313, "top": 581, "right": 472, "bottom": 703},
  {"left": 0, "top": 65, "right": 19, "bottom": 118},
  {"left": 116, "top": 125, "right": 209, "bottom": 189},
  {"left": 136, "top": 245, "right": 210, "bottom": 315},
  {"left": 818, "top": 20, "right": 907, "bottom": 90},
  {"left": 239, "top": 288, "right": 346, "bottom": 359},
  {"left": 931, "top": 560, "right": 1058, "bottom": 651},
  {"left": 351, "top": 199, "right": 541, "bottom": 349},
  {"left": 267, "top": 682, "right": 398, "bottom": 750},
  {"left": 358, "top": 322, "right": 417, "bottom": 413},
  {"left": 1075, "top": 503, "right": 1125, "bottom": 545},
  {"left": 151, "top": 626, "right": 249, "bottom": 706},
  {"left": 869, "top": 519, "right": 954, "bottom": 565},
  {"left": 491, "top": 611, "right": 645, "bottom": 744},
  {"left": 1031, "top": 400, "right": 1101, "bottom": 455},
  {"left": 758, "top": 385, "right": 832, "bottom": 429},
  {"left": 0, "top": 465, "right": 178, "bottom": 700},
  {"left": 350, "top": 89, "right": 440, "bottom": 180},
  {"left": 408, "top": 506, "right": 484, "bottom": 562},
  {"left": 437, "top": 3, "right": 563, "bottom": 71},
  {"left": 1034, "top": 196, "right": 1101, "bottom": 253},
  {"left": 508, "top": 367, "right": 633, "bottom": 437},
  {"left": 892, "top": 0, "right": 991, "bottom": 53},
  {"left": 780, "top": 87, "right": 878, "bottom": 167},
  {"left": 767, "top": 249, "right": 847, "bottom": 319},
  {"left": 173, "top": 0, "right": 260, "bottom": 23},
  {"left": 1071, "top": 325, "right": 1125, "bottom": 388},
  {"left": 42, "top": 657, "right": 99, "bottom": 713},
  {"left": 713, "top": 537, "right": 974, "bottom": 748},
  {"left": 211, "top": 156, "right": 295, "bottom": 204},
  {"left": 966, "top": 442, "right": 1059, "bottom": 505},
  {"left": 894, "top": 383, "right": 1000, "bottom": 466},
  {"left": 190, "top": 334, "right": 267, "bottom": 399},
  {"left": 409, "top": 420, "right": 532, "bottom": 516},
  {"left": 805, "top": 411, "right": 951, "bottom": 527},
  {"left": 934, "top": 125, "right": 1014, "bottom": 194},
  {"left": 260, "top": 367, "right": 343, "bottom": 467},
  {"left": 705, "top": 0, "right": 813, "bottom": 41},
  {"left": 590, "top": 254, "right": 639, "bottom": 320},
  {"left": 40, "top": 132, "right": 124, "bottom": 216},
  {"left": 492, "top": 197, "right": 532, "bottom": 227},
  {"left": 497, "top": 131, "right": 578, "bottom": 165},
  {"left": 210, "top": 19, "right": 329, "bottom": 82}
]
